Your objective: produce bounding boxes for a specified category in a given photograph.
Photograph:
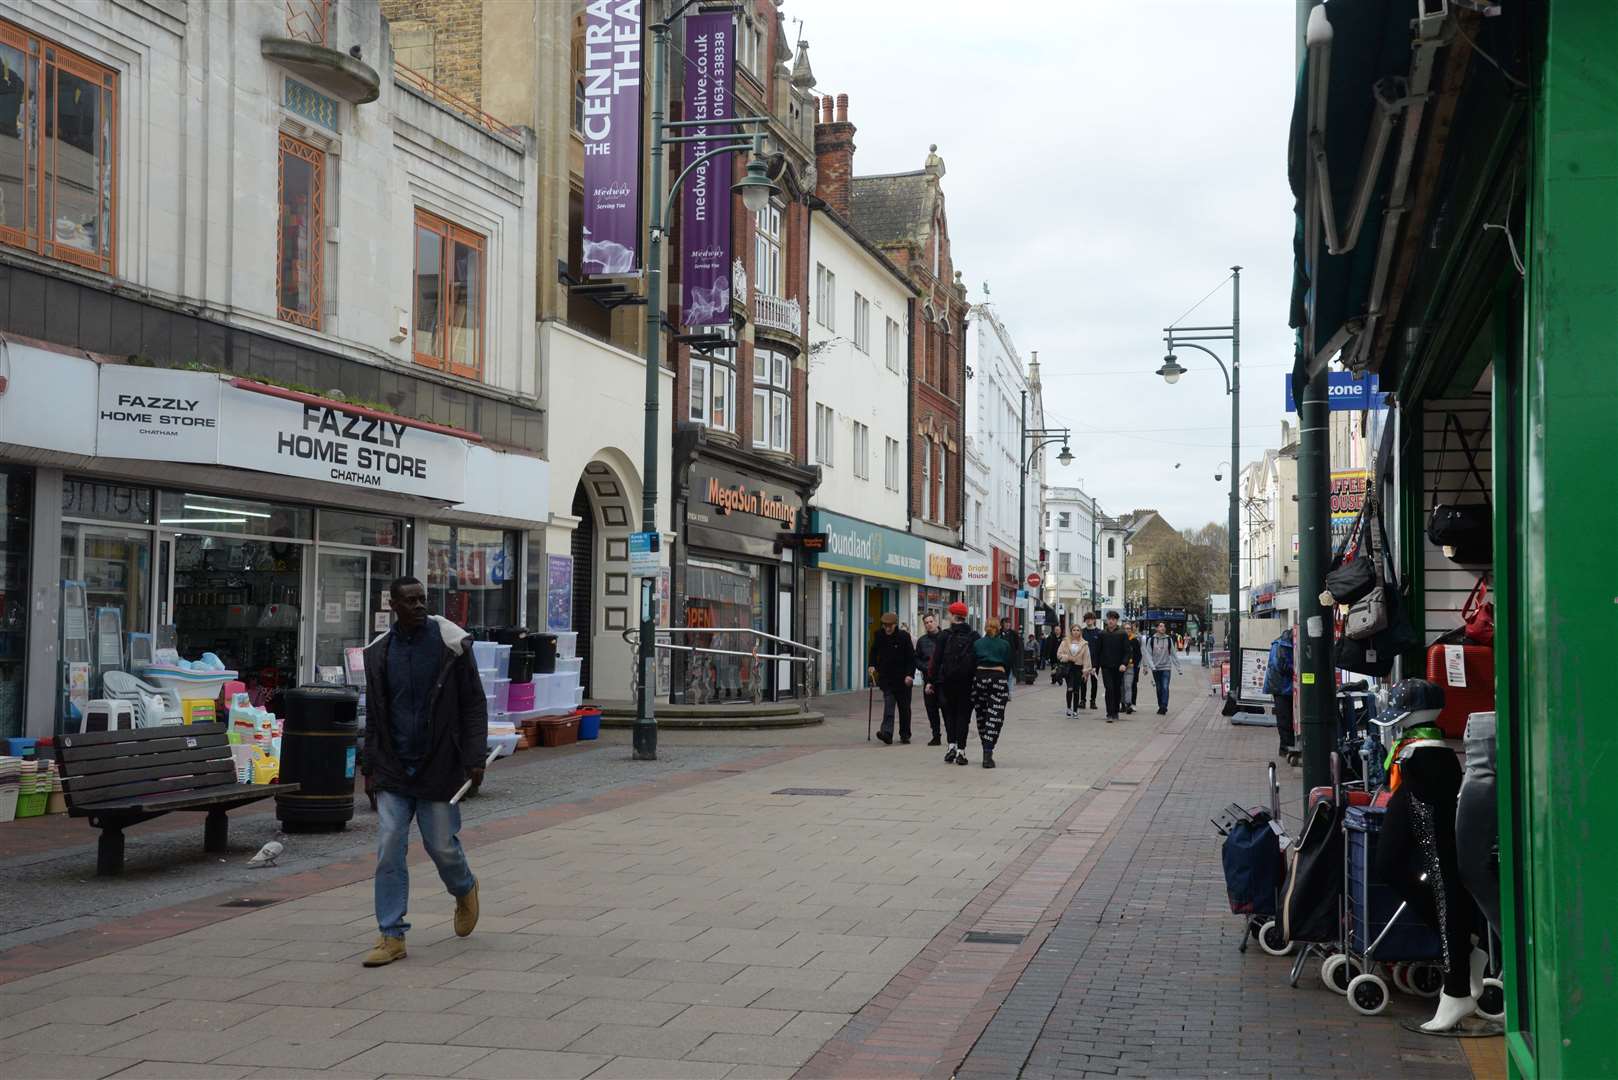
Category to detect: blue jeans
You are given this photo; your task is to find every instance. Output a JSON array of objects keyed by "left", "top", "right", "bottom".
[
  {"left": 375, "top": 790, "right": 476, "bottom": 939},
  {"left": 1153, "top": 669, "right": 1172, "bottom": 711}
]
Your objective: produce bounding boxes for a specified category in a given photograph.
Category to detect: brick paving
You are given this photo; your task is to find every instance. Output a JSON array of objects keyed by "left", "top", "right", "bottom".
[{"left": 954, "top": 701, "right": 1483, "bottom": 1080}]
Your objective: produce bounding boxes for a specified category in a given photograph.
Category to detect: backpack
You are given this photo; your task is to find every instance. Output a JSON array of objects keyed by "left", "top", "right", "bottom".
[
  {"left": 1263, "top": 637, "right": 1294, "bottom": 695},
  {"left": 936, "top": 627, "right": 978, "bottom": 685}
]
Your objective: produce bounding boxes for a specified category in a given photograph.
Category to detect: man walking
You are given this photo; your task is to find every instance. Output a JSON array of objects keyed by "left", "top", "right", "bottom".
[
  {"left": 930, "top": 602, "right": 979, "bottom": 765},
  {"left": 1142, "top": 620, "right": 1182, "bottom": 715},
  {"left": 1095, "top": 611, "right": 1131, "bottom": 722},
  {"left": 361, "top": 576, "right": 486, "bottom": 967},
  {"left": 916, "top": 613, "right": 945, "bottom": 746},
  {"left": 1081, "top": 612, "right": 1104, "bottom": 709},
  {"left": 1264, "top": 629, "right": 1297, "bottom": 762},
  {"left": 868, "top": 612, "right": 916, "bottom": 745}
]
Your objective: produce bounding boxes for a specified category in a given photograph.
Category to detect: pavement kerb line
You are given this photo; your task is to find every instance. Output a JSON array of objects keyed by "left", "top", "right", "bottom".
[
  {"left": 795, "top": 694, "right": 1215, "bottom": 1080},
  {"left": 0, "top": 742, "right": 825, "bottom": 987}
]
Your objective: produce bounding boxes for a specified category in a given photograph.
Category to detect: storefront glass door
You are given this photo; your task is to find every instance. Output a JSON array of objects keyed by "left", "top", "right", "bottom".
[
  {"left": 57, "top": 525, "right": 152, "bottom": 727},
  {"left": 829, "top": 576, "right": 854, "bottom": 692},
  {"left": 685, "top": 557, "right": 772, "bottom": 703},
  {"left": 313, "top": 546, "right": 403, "bottom": 679}
]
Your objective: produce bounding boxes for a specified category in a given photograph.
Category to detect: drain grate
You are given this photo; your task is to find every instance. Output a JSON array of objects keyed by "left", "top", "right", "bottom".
[
  {"left": 772, "top": 787, "right": 852, "bottom": 797},
  {"left": 963, "top": 930, "right": 1027, "bottom": 945},
  {"left": 219, "top": 897, "right": 276, "bottom": 908},
  {"left": 1109, "top": 780, "right": 1140, "bottom": 787}
]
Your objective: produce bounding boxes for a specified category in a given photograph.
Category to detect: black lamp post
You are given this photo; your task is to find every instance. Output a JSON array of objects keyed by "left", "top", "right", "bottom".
[
  {"left": 633, "top": 0, "right": 777, "bottom": 761},
  {"left": 1156, "top": 266, "right": 1241, "bottom": 672},
  {"left": 1017, "top": 388, "right": 1072, "bottom": 631}
]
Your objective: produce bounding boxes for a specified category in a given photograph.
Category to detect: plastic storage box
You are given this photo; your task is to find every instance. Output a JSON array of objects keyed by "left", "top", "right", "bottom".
[
  {"left": 553, "top": 632, "right": 578, "bottom": 659},
  {"left": 507, "top": 680, "right": 536, "bottom": 712},
  {"left": 537, "top": 714, "right": 580, "bottom": 747},
  {"left": 554, "top": 657, "right": 584, "bottom": 679}
]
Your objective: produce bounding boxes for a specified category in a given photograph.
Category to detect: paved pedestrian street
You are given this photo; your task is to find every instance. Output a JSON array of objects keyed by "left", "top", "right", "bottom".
[{"left": 0, "top": 679, "right": 1503, "bottom": 1079}]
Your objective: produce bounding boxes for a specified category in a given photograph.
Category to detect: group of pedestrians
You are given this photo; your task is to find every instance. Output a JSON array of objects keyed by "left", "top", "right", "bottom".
[
  {"left": 867, "top": 602, "right": 1012, "bottom": 768},
  {"left": 1051, "top": 612, "right": 1182, "bottom": 721}
]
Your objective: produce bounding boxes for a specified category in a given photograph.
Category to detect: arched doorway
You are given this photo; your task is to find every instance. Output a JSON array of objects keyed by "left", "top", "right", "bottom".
[
  {"left": 567, "top": 456, "right": 638, "bottom": 702},
  {"left": 570, "top": 481, "right": 596, "bottom": 696}
]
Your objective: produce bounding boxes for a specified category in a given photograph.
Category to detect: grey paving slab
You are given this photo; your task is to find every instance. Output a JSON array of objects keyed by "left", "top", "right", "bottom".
[{"left": 450, "top": 1048, "right": 610, "bottom": 1080}]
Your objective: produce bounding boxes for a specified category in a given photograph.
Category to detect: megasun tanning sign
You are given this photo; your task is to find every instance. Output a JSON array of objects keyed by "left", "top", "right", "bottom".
[{"left": 579, "top": 0, "right": 644, "bottom": 276}]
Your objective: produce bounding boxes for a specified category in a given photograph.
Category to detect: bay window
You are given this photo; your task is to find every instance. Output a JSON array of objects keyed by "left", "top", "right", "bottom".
[
  {"left": 689, "top": 333, "right": 736, "bottom": 433},
  {"left": 0, "top": 20, "right": 118, "bottom": 275},
  {"left": 752, "top": 348, "right": 790, "bottom": 453},
  {"left": 413, "top": 208, "right": 484, "bottom": 378},
  {"left": 277, "top": 132, "right": 324, "bottom": 329}
]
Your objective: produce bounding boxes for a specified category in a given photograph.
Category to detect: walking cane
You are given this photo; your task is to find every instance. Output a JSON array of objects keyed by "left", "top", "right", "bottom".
[{"left": 866, "top": 682, "right": 874, "bottom": 742}]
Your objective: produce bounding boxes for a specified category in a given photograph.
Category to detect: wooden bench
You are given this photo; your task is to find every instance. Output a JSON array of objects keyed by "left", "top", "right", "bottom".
[{"left": 53, "top": 722, "right": 298, "bottom": 876}]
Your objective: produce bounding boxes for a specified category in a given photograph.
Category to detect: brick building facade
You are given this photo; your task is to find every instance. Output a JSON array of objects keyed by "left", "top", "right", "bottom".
[
  {"left": 848, "top": 144, "right": 969, "bottom": 545},
  {"left": 379, "top": 0, "right": 485, "bottom": 107}
]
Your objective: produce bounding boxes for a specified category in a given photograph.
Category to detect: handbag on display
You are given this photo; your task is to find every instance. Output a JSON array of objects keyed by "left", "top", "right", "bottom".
[
  {"left": 1344, "top": 586, "right": 1391, "bottom": 641},
  {"left": 1426, "top": 414, "right": 1493, "bottom": 564},
  {"left": 1462, "top": 577, "right": 1495, "bottom": 647},
  {"left": 1323, "top": 486, "right": 1379, "bottom": 605}
]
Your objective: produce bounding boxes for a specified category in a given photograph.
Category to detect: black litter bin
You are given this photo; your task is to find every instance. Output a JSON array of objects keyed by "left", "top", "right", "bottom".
[{"left": 273, "top": 685, "right": 360, "bottom": 831}]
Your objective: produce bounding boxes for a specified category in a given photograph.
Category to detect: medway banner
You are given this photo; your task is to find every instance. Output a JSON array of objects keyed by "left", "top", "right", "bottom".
[
  {"left": 580, "top": 0, "right": 643, "bottom": 276},
  {"left": 680, "top": 12, "right": 735, "bottom": 326}
]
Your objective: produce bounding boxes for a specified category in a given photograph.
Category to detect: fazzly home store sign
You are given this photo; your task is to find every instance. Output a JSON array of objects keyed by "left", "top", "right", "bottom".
[{"left": 93, "top": 365, "right": 469, "bottom": 502}]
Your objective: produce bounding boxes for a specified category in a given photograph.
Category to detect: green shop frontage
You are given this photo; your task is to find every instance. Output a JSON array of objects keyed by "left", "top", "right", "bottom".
[
  {"left": 1291, "top": 4, "right": 1613, "bottom": 1074},
  {"left": 804, "top": 509, "right": 925, "bottom": 695}
]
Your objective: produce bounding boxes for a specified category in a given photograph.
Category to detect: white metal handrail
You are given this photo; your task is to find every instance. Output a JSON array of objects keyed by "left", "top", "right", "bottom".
[
  {"left": 754, "top": 291, "right": 802, "bottom": 335},
  {"left": 623, "top": 626, "right": 821, "bottom": 710}
]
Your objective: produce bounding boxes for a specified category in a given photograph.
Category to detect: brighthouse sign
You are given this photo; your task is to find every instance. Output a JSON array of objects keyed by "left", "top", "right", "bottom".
[{"left": 811, "top": 510, "right": 925, "bottom": 584}]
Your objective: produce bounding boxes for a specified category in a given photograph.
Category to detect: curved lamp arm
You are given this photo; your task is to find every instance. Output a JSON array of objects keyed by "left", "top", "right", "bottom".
[
  {"left": 1024, "top": 435, "right": 1070, "bottom": 471},
  {"left": 1164, "top": 340, "right": 1232, "bottom": 394},
  {"left": 664, "top": 140, "right": 760, "bottom": 221}
]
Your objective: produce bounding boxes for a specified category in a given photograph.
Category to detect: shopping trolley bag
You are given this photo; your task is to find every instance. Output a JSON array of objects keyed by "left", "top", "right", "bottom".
[{"left": 1281, "top": 797, "right": 1344, "bottom": 944}]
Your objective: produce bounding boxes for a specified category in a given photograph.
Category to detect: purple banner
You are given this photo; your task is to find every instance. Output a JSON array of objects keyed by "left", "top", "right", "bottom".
[
  {"left": 580, "top": 0, "right": 643, "bottom": 275},
  {"left": 679, "top": 13, "right": 735, "bottom": 326}
]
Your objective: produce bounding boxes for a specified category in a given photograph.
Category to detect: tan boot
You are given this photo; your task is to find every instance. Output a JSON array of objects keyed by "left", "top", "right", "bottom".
[
  {"left": 362, "top": 935, "right": 406, "bottom": 967},
  {"left": 453, "top": 882, "right": 480, "bottom": 938}
]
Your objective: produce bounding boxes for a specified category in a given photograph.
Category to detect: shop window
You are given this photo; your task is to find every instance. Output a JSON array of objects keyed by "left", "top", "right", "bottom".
[
  {"left": 690, "top": 337, "right": 735, "bottom": 433},
  {"left": 318, "top": 508, "right": 404, "bottom": 548},
  {"left": 158, "top": 491, "right": 312, "bottom": 539},
  {"left": 61, "top": 479, "right": 152, "bottom": 524},
  {"left": 752, "top": 348, "right": 790, "bottom": 453},
  {"left": 1059, "top": 553, "right": 1071, "bottom": 573},
  {"left": 754, "top": 200, "right": 782, "bottom": 298},
  {"left": 1107, "top": 538, "right": 1116, "bottom": 559},
  {"left": 685, "top": 557, "right": 772, "bottom": 702},
  {"left": 427, "top": 524, "right": 517, "bottom": 630},
  {"left": 524, "top": 530, "right": 545, "bottom": 632},
  {"left": 852, "top": 422, "right": 869, "bottom": 480},
  {"left": 0, "top": 467, "right": 31, "bottom": 739},
  {"left": 277, "top": 132, "right": 324, "bottom": 328},
  {"left": 853, "top": 293, "right": 870, "bottom": 353},
  {"left": 414, "top": 208, "right": 485, "bottom": 379},
  {"left": 572, "top": 78, "right": 585, "bottom": 132},
  {"left": 1107, "top": 577, "right": 1116, "bottom": 597},
  {"left": 0, "top": 20, "right": 117, "bottom": 275}
]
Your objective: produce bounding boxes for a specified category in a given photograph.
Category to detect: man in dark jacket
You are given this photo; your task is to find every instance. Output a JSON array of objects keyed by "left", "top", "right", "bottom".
[
  {"left": 915, "top": 612, "right": 945, "bottom": 746},
  {"left": 1081, "top": 613, "right": 1104, "bottom": 708},
  {"left": 1095, "top": 610, "right": 1131, "bottom": 722},
  {"left": 360, "top": 576, "right": 487, "bottom": 967},
  {"left": 868, "top": 612, "right": 916, "bottom": 744},
  {"left": 1001, "top": 622, "right": 1023, "bottom": 693},
  {"left": 930, "top": 601, "right": 980, "bottom": 763}
]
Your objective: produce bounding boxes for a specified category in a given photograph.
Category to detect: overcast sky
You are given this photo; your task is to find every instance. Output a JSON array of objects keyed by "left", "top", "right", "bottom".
[{"left": 797, "top": 0, "right": 1300, "bottom": 532}]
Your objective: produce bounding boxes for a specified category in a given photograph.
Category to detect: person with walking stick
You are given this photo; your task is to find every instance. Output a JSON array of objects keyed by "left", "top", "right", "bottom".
[{"left": 867, "top": 612, "right": 915, "bottom": 745}]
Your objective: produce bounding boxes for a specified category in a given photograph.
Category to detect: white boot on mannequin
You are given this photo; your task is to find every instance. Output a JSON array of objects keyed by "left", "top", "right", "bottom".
[{"left": 1421, "top": 992, "right": 1478, "bottom": 1033}]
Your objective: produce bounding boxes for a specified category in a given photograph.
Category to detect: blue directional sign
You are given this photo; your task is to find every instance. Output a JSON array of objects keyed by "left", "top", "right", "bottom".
[{"left": 1285, "top": 372, "right": 1386, "bottom": 412}]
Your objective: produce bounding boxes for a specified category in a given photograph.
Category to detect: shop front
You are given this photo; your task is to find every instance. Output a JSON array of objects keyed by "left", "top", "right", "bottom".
[
  {"left": 0, "top": 345, "right": 549, "bottom": 737},
  {"left": 919, "top": 541, "right": 976, "bottom": 628},
  {"left": 673, "top": 434, "right": 817, "bottom": 704},
  {"left": 808, "top": 510, "right": 924, "bottom": 694}
]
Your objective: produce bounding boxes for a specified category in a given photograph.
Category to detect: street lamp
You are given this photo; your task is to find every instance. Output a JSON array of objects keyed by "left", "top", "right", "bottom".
[
  {"left": 633, "top": 1, "right": 777, "bottom": 761},
  {"left": 1155, "top": 266, "right": 1241, "bottom": 679},
  {"left": 1018, "top": 387, "right": 1071, "bottom": 631}
]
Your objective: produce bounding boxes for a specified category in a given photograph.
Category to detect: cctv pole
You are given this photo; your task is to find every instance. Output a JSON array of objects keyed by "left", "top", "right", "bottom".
[{"left": 1227, "top": 267, "right": 1242, "bottom": 671}]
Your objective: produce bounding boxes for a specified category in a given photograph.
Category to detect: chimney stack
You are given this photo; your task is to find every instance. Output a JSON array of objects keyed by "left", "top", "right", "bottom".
[{"left": 814, "top": 92, "right": 857, "bottom": 218}]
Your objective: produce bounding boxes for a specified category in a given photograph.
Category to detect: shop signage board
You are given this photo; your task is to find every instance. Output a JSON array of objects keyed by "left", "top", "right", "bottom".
[
  {"left": 217, "top": 383, "right": 469, "bottom": 503},
  {"left": 679, "top": 12, "right": 734, "bottom": 326},
  {"left": 579, "top": 0, "right": 644, "bottom": 276},
  {"left": 96, "top": 365, "right": 220, "bottom": 463},
  {"left": 964, "top": 556, "right": 992, "bottom": 585},
  {"left": 924, "top": 542, "right": 971, "bottom": 590},
  {"left": 1284, "top": 371, "right": 1386, "bottom": 411},
  {"left": 685, "top": 463, "right": 805, "bottom": 557},
  {"left": 1330, "top": 470, "right": 1370, "bottom": 545},
  {"left": 810, "top": 509, "right": 925, "bottom": 584}
]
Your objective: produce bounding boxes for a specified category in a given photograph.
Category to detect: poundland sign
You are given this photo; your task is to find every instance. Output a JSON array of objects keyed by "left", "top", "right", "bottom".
[{"left": 811, "top": 509, "right": 925, "bottom": 584}]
